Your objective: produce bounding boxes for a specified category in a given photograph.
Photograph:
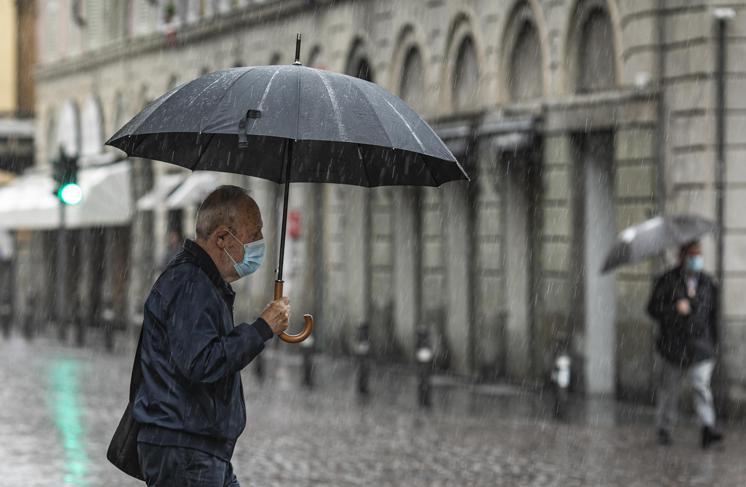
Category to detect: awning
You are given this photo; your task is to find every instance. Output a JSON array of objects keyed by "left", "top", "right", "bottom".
[
  {"left": 0, "top": 229, "right": 13, "bottom": 260},
  {"left": 0, "top": 161, "right": 132, "bottom": 230},
  {"left": 137, "top": 173, "right": 187, "bottom": 211},
  {"left": 165, "top": 171, "right": 219, "bottom": 210}
]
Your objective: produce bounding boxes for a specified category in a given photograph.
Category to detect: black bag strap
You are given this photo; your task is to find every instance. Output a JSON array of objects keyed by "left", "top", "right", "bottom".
[{"left": 128, "top": 325, "right": 144, "bottom": 403}]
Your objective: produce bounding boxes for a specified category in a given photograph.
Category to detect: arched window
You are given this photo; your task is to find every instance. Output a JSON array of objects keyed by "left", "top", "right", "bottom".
[
  {"left": 575, "top": 8, "right": 615, "bottom": 93},
  {"left": 56, "top": 101, "right": 80, "bottom": 157},
  {"left": 351, "top": 58, "right": 373, "bottom": 82},
  {"left": 399, "top": 47, "right": 425, "bottom": 113},
  {"left": 452, "top": 37, "right": 479, "bottom": 112},
  {"left": 509, "top": 22, "right": 542, "bottom": 101},
  {"left": 81, "top": 96, "right": 105, "bottom": 159},
  {"left": 346, "top": 41, "right": 375, "bottom": 82}
]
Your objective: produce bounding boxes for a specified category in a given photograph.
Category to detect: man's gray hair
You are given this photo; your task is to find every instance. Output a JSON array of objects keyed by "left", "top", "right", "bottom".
[{"left": 195, "top": 185, "right": 255, "bottom": 240}]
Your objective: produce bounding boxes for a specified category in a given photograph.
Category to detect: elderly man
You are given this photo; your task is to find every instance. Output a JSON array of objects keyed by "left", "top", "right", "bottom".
[
  {"left": 647, "top": 240, "right": 723, "bottom": 449},
  {"left": 133, "top": 185, "right": 289, "bottom": 486}
]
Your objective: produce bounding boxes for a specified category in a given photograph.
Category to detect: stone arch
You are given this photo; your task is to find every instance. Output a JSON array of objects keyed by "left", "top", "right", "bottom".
[
  {"left": 563, "top": 0, "right": 623, "bottom": 94},
  {"left": 56, "top": 100, "right": 81, "bottom": 157},
  {"left": 345, "top": 37, "right": 375, "bottom": 82},
  {"left": 442, "top": 13, "right": 484, "bottom": 113},
  {"left": 500, "top": 1, "right": 549, "bottom": 101},
  {"left": 389, "top": 25, "right": 430, "bottom": 115},
  {"left": 81, "top": 95, "right": 105, "bottom": 159}
]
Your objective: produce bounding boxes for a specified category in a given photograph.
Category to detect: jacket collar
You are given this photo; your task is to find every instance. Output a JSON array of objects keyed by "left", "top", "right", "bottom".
[{"left": 182, "top": 239, "right": 235, "bottom": 303}]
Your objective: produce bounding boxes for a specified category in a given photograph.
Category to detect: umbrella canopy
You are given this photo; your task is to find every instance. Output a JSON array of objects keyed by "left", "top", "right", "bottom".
[
  {"left": 106, "top": 35, "right": 469, "bottom": 344},
  {"left": 106, "top": 66, "right": 467, "bottom": 187},
  {"left": 601, "top": 214, "right": 717, "bottom": 273}
]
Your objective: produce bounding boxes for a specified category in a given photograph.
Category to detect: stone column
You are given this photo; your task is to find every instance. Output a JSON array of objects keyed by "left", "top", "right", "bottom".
[
  {"left": 343, "top": 187, "right": 370, "bottom": 346},
  {"left": 392, "top": 188, "right": 419, "bottom": 358},
  {"left": 442, "top": 181, "right": 472, "bottom": 374}
]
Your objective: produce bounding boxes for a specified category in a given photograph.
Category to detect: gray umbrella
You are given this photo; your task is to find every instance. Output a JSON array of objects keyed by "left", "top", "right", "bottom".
[
  {"left": 601, "top": 214, "right": 717, "bottom": 273},
  {"left": 106, "top": 35, "right": 469, "bottom": 343}
]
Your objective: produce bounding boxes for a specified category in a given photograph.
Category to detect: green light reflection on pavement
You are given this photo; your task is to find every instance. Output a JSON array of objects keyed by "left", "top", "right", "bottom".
[{"left": 49, "top": 359, "right": 90, "bottom": 487}]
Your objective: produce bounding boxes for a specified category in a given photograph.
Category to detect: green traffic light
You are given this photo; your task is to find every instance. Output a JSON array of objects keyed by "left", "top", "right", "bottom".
[{"left": 58, "top": 183, "right": 83, "bottom": 205}]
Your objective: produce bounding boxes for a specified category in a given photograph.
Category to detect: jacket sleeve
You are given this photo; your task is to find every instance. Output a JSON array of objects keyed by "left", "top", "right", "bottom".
[
  {"left": 647, "top": 274, "right": 676, "bottom": 324},
  {"left": 165, "top": 277, "right": 273, "bottom": 384}
]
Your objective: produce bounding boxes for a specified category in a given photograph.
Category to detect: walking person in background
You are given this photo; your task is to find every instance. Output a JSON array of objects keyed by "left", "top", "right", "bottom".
[
  {"left": 134, "top": 185, "right": 290, "bottom": 486},
  {"left": 647, "top": 240, "right": 724, "bottom": 449}
]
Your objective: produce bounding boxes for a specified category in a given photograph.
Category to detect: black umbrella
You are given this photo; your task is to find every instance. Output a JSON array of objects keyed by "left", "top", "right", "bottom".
[
  {"left": 107, "top": 35, "right": 469, "bottom": 343},
  {"left": 601, "top": 214, "right": 717, "bottom": 273}
]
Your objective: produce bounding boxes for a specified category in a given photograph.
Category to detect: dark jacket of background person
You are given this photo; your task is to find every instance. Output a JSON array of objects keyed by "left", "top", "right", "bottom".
[
  {"left": 133, "top": 239, "right": 273, "bottom": 461},
  {"left": 647, "top": 266, "right": 719, "bottom": 368}
]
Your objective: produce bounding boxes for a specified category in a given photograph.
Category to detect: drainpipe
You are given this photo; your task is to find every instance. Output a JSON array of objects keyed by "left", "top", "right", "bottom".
[
  {"left": 714, "top": 6, "right": 735, "bottom": 415},
  {"left": 655, "top": 0, "right": 667, "bottom": 218},
  {"left": 714, "top": 8, "right": 733, "bottom": 291}
]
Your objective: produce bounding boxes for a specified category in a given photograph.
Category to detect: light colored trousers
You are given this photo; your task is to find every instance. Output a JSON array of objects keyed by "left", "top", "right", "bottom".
[{"left": 656, "top": 356, "right": 716, "bottom": 431}]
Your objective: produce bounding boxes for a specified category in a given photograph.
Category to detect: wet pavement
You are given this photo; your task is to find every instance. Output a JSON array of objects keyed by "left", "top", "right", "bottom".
[{"left": 2, "top": 333, "right": 746, "bottom": 487}]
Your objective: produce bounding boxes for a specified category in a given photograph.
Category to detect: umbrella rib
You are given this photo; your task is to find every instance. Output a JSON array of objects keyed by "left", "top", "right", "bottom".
[
  {"left": 204, "top": 67, "right": 257, "bottom": 130},
  {"left": 350, "top": 82, "right": 394, "bottom": 149},
  {"left": 190, "top": 68, "right": 258, "bottom": 170},
  {"left": 311, "top": 69, "right": 347, "bottom": 139}
]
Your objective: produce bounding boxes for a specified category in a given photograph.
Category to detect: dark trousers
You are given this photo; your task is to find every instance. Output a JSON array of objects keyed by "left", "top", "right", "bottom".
[{"left": 137, "top": 443, "right": 240, "bottom": 487}]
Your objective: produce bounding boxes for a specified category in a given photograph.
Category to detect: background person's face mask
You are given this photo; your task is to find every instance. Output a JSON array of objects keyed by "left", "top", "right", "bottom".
[
  {"left": 686, "top": 255, "right": 704, "bottom": 273},
  {"left": 224, "top": 230, "right": 265, "bottom": 278}
]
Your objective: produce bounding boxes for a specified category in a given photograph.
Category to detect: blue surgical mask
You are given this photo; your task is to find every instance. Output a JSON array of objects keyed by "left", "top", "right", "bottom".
[
  {"left": 686, "top": 255, "right": 704, "bottom": 273},
  {"left": 224, "top": 231, "right": 265, "bottom": 279}
]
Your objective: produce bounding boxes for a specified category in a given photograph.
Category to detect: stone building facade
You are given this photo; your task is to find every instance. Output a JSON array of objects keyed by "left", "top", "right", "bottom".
[{"left": 16, "top": 0, "right": 746, "bottom": 405}]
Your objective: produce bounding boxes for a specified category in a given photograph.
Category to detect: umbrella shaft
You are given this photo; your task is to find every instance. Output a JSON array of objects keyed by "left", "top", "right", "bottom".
[{"left": 277, "top": 140, "right": 293, "bottom": 281}]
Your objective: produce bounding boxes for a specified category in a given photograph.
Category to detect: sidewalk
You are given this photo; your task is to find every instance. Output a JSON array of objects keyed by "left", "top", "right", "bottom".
[{"left": 1, "top": 333, "right": 744, "bottom": 486}]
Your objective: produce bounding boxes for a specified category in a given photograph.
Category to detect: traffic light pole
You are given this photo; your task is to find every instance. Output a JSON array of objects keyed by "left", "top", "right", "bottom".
[{"left": 56, "top": 199, "right": 68, "bottom": 342}]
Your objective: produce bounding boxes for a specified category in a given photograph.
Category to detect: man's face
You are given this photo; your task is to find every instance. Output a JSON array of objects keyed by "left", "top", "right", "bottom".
[
  {"left": 686, "top": 244, "right": 702, "bottom": 259},
  {"left": 217, "top": 204, "right": 264, "bottom": 282}
]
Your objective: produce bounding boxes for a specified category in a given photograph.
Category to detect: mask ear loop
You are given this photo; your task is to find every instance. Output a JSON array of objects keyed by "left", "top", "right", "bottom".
[{"left": 223, "top": 229, "right": 244, "bottom": 265}]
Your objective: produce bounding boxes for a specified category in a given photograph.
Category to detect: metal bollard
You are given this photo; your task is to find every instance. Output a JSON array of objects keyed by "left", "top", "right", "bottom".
[
  {"left": 551, "top": 353, "right": 571, "bottom": 419},
  {"left": 354, "top": 322, "right": 371, "bottom": 396},
  {"left": 22, "top": 294, "right": 34, "bottom": 340},
  {"left": 0, "top": 302, "right": 11, "bottom": 339},
  {"left": 57, "top": 312, "right": 68, "bottom": 343},
  {"left": 416, "top": 326, "right": 434, "bottom": 408},
  {"left": 102, "top": 300, "right": 115, "bottom": 351},
  {"left": 74, "top": 300, "right": 86, "bottom": 347},
  {"left": 300, "top": 334, "right": 315, "bottom": 388}
]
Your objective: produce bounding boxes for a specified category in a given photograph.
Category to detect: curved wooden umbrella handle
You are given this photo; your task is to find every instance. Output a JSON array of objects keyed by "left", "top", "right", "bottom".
[{"left": 274, "top": 280, "right": 314, "bottom": 344}]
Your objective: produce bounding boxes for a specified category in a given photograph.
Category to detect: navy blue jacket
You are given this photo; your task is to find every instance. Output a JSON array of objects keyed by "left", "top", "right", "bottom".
[{"left": 133, "top": 240, "right": 273, "bottom": 461}]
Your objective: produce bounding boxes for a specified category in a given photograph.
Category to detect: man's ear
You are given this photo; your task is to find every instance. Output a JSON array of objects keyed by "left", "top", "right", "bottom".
[{"left": 214, "top": 226, "right": 230, "bottom": 249}]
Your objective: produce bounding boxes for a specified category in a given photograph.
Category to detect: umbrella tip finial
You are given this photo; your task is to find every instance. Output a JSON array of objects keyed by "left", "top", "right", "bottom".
[{"left": 294, "top": 33, "right": 302, "bottom": 65}]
